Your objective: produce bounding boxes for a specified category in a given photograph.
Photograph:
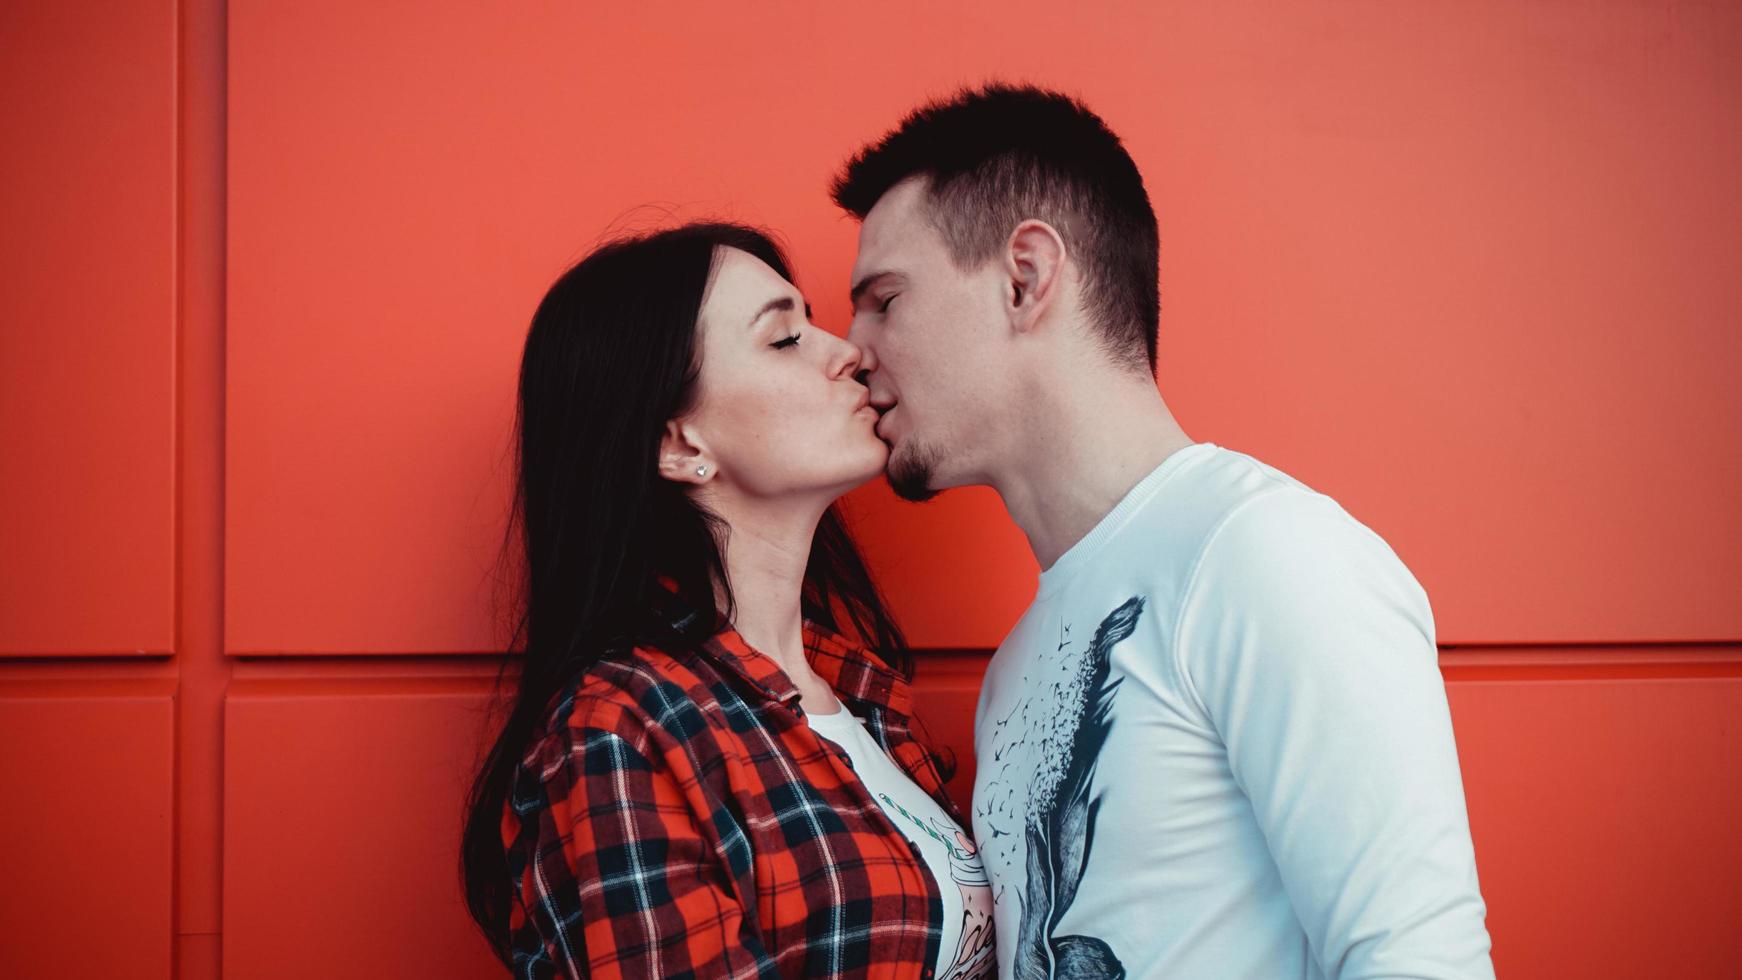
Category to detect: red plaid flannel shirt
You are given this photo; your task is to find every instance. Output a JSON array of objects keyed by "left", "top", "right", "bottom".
[{"left": 502, "top": 598, "right": 964, "bottom": 979}]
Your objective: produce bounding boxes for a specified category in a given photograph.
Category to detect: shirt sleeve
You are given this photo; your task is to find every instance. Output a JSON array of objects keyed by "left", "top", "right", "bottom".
[
  {"left": 510, "top": 723, "right": 778, "bottom": 980},
  {"left": 1175, "top": 488, "right": 1495, "bottom": 979}
]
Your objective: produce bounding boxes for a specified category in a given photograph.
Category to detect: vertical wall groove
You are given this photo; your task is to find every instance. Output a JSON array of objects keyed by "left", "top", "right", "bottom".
[{"left": 173, "top": 0, "right": 226, "bottom": 976}]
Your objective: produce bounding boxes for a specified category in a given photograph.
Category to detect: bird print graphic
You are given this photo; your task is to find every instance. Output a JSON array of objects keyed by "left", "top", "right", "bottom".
[{"left": 1005, "top": 596, "right": 1144, "bottom": 980}]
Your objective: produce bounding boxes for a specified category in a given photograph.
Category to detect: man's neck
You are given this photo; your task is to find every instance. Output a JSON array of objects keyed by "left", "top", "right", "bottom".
[{"left": 993, "top": 375, "right": 1193, "bottom": 570}]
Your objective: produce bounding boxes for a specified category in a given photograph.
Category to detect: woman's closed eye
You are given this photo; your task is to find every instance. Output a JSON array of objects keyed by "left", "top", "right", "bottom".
[
  {"left": 878, "top": 294, "right": 897, "bottom": 314},
  {"left": 769, "top": 301, "right": 813, "bottom": 349}
]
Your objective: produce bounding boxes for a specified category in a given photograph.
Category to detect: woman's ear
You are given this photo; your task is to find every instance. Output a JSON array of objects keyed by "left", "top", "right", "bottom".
[
  {"left": 657, "top": 418, "right": 715, "bottom": 486},
  {"left": 1003, "top": 219, "right": 1068, "bottom": 335}
]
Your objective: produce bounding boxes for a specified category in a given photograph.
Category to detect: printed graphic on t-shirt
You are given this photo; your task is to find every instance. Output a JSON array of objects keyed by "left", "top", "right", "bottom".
[
  {"left": 877, "top": 793, "right": 996, "bottom": 980},
  {"left": 976, "top": 597, "right": 1145, "bottom": 979}
]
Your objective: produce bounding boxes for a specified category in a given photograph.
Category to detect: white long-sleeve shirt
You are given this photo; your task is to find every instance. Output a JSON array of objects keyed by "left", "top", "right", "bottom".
[{"left": 972, "top": 442, "right": 1493, "bottom": 979}]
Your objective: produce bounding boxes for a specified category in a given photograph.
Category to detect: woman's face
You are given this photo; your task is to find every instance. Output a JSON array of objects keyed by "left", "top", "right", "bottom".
[{"left": 673, "top": 246, "right": 886, "bottom": 501}]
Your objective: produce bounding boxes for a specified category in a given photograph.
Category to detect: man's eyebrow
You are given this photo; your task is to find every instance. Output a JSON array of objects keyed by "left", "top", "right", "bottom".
[
  {"left": 849, "top": 270, "right": 900, "bottom": 306},
  {"left": 748, "top": 296, "right": 795, "bottom": 328}
]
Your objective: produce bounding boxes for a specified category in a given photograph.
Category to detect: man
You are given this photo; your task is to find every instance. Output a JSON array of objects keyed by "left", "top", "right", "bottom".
[{"left": 833, "top": 84, "right": 1494, "bottom": 979}]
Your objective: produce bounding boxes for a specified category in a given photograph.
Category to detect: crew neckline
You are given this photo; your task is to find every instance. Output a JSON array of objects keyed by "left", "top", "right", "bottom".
[
  {"left": 1035, "top": 441, "right": 1216, "bottom": 598},
  {"left": 805, "top": 701, "right": 859, "bottom": 727},
  {"left": 804, "top": 692, "right": 852, "bottom": 720}
]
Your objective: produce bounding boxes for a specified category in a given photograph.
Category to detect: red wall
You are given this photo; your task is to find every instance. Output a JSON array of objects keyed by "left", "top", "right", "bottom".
[{"left": 2, "top": 1, "right": 1739, "bottom": 977}]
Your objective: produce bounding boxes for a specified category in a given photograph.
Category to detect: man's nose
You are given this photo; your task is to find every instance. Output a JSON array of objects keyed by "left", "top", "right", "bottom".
[
  {"left": 849, "top": 330, "right": 879, "bottom": 379},
  {"left": 846, "top": 314, "right": 874, "bottom": 355}
]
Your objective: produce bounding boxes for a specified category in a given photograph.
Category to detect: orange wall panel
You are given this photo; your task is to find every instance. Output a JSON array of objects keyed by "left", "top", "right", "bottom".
[
  {"left": 0, "top": 0, "right": 177, "bottom": 655},
  {"left": 215, "top": 663, "right": 985, "bottom": 976},
  {"left": 1446, "top": 666, "right": 1742, "bottom": 977},
  {"left": 226, "top": 1, "right": 1742, "bottom": 654},
  {"left": 909, "top": 653, "right": 994, "bottom": 816},
  {"left": 223, "top": 676, "right": 504, "bottom": 979},
  {"left": 0, "top": 680, "right": 175, "bottom": 979}
]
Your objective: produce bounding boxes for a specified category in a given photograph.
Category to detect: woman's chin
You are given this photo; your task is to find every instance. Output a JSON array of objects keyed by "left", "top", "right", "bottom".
[{"left": 841, "top": 441, "right": 891, "bottom": 493}]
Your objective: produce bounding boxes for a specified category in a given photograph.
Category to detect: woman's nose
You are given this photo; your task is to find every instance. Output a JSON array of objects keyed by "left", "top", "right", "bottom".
[{"left": 830, "top": 334, "right": 865, "bottom": 380}]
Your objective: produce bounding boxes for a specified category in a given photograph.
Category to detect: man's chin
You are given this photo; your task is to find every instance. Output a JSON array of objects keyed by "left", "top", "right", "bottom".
[{"left": 885, "top": 444, "right": 941, "bottom": 503}]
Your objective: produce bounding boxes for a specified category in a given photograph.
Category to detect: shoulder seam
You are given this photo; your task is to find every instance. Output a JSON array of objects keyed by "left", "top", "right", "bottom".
[{"left": 1168, "top": 484, "right": 1306, "bottom": 722}]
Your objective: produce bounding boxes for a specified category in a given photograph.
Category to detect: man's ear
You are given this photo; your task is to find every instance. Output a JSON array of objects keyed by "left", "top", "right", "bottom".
[
  {"left": 1003, "top": 219, "right": 1068, "bottom": 334},
  {"left": 657, "top": 418, "right": 715, "bottom": 486}
]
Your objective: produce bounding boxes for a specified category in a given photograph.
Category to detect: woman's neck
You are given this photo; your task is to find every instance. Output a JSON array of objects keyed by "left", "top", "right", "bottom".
[{"left": 706, "top": 491, "right": 839, "bottom": 709}]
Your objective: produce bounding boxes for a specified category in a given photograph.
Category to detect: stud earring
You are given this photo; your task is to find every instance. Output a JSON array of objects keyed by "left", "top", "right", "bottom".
[{"left": 696, "top": 465, "right": 708, "bottom": 477}]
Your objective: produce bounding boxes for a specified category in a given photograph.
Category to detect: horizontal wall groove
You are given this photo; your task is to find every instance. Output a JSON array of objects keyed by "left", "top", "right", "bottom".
[{"left": 212, "top": 644, "right": 1742, "bottom": 688}]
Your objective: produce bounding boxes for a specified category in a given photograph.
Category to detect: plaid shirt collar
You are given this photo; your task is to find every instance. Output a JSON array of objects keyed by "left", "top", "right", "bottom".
[{"left": 650, "top": 581, "right": 914, "bottom": 722}]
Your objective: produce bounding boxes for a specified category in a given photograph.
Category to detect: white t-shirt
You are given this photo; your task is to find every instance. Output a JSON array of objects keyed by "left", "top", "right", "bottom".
[
  {"left": 972, "top": 442, "right": 1494, "bottom": 979},
  {"left": 808, "top": 704, "right": 997, "bottom": 980}
]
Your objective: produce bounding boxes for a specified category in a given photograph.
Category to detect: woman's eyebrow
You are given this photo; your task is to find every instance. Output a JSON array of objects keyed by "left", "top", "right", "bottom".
[{"left": 748, "top": 295, "right": 796, "bottom": 329}]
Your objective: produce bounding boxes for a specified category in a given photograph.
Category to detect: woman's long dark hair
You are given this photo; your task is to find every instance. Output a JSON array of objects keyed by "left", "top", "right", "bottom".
[{"left": 460, "top": 222, "right": 914, "bottom": 964}]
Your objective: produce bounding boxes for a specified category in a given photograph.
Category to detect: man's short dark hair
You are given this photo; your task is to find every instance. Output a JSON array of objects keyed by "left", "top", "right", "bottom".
[{"left": 832, "top": 83, "right": 1160, "bottom": 374}]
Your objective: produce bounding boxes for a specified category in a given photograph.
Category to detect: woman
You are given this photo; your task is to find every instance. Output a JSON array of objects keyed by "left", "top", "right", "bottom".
[{"left": 461, "top": 223, "right": 995, "bottom": 979}]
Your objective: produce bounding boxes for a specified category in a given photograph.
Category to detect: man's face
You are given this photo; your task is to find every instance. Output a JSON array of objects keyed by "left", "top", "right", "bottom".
[{"left": 846, "top": 178, "right": 1007, "bottom": 501}]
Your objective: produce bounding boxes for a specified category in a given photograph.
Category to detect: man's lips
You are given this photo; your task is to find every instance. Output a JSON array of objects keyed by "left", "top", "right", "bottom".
[{"left": 873, "top": 404, "right": 897, "bottom": 441}]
